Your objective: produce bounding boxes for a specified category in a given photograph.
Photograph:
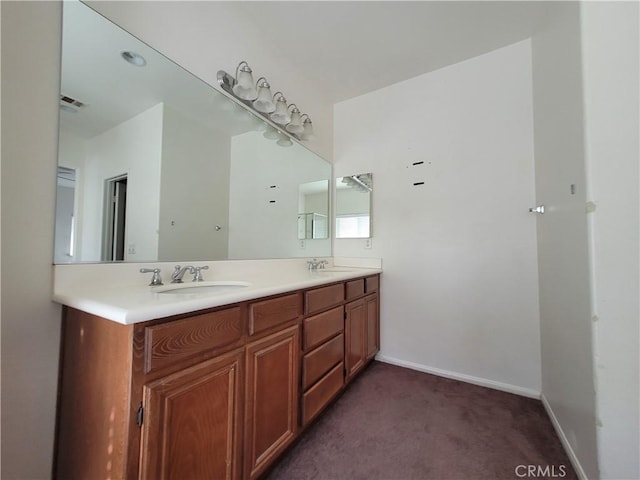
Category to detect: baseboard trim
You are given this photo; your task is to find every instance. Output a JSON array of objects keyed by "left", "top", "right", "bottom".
[
  {"left": 540, "top": 393, "right": 588, "bottom": 480},
  {"left": 375, "top": 354, "right": 541, "bottom": 399}
]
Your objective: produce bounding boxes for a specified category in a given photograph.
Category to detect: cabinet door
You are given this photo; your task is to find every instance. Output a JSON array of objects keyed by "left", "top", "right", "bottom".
[
  {"left": 139, "top": 348, "right": 243, "bottom": 480},
  {"left": 365, "top": 293, "right": 380, "bottom": 360},
  {"left": 244, "top": 325, "right": 300, "bottom": 480},
  {"left": 345, "top": 298, "right": 366, "bottom": 382}
]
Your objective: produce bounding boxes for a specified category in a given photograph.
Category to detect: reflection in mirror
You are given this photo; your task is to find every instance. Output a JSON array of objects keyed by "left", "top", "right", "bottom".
[
  {"left": 298, "top": 180, "right": 329, "bottom": 240},
  {"left": 335, "top": 173, "right": 372, "bottom": 239},
  {"left": 54, "top": 1, "right": 331, "bottom": 263}
]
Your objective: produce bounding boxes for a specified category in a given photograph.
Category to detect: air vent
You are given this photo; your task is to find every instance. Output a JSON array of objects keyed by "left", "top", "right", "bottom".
[{"left": 60, "top": 95, "right": 86, "bottom": 108}]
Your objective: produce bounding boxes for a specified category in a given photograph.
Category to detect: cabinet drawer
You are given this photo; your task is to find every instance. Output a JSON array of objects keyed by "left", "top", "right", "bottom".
[
  {"left": 305, "top": 283, "right": 344, "bottom": 315},
  {"left": 301, "top": 362, "right": 344, "bottom": 426},
  {"left": 302, "top": 334, "right": 344, "bottom": 390},
  {"left": 345, "top": 279, "right": 365, "bottom": 300},
  {"left": 249, "top": 293, "right": 302, "bottom": 336},
  {"left": 365, "top": 275, "right": 379, "bottom": 293},
  {"left": 145, "top": 307, "right": 243, "bottom": 374},
  {"left": 303, "top": 306, "right": 343, "bottom": 351}
]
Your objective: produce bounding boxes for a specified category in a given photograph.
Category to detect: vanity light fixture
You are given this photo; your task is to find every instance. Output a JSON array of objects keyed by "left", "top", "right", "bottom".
[
  {"left": 270, "top": 92, "right": 291, "bottom": 124},
  {"left": 217, "top": 61, "right": 314, "bottom": 145},
  {"left": 252, "top": 78, "right": 276, "bottom": 113},
  {"left": 285, "top": 104, "right": 304, "bottom": 135},
  {"left": 301, "top": 114, "right": 315, "bottom": 140},
  {"left": 342, "top": 174, "right": 372, "bottom": 192},
  {"left": 232, "top": 61, "right": 258, "bottom": 100},
  {"left": 276, "top": 134, "right": 293, "bottom": 147},
  {"left": 121, "top": 50, "right": 146, "bottom": 67},
  {"left": 262, "top": 126, "right": 282, "bottom": 140}
]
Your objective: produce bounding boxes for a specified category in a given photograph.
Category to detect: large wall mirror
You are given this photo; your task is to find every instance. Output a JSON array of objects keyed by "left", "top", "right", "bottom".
[
  {"left": 54, "top": 1, "right": 331, "bottom": 264},
  {"left": 335, "top": 173, "right": 372, "bottom": 238}
]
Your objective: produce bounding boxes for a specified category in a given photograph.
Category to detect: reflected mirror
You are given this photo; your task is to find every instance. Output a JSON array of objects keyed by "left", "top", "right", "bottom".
[
  {"left": 298, "top": 180, "right": 329, "bottom": 241},
  {"left": 54, "top": 1, "right": 331, "bottom": 264},
  {"left": 335, "top": 173, "right": 372, "bottom": 239}
]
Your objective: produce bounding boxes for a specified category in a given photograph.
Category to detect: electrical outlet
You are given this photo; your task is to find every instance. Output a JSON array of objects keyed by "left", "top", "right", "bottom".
[
  {"left": 364, "top": 238, "right": 372, "bottom": 249},
  {"left": 300, "top": 239, "right": 306, "bottom": 249},
  {"left": 127, "top": 244, "right": 136, "bottom": 254}
]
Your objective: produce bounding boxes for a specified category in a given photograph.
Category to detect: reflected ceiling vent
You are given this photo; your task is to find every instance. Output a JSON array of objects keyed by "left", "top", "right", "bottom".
[{"left": 60, "top": 94, "right": 87, "bottom": 113}]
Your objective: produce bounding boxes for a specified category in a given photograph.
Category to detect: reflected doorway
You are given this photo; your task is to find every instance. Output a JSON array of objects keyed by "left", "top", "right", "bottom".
[
  {"left": 54, "top": 166, "right": 77, "bottom": 263},
  {"left": 103, "top": 174, "right": 127, "bottom": 261}
]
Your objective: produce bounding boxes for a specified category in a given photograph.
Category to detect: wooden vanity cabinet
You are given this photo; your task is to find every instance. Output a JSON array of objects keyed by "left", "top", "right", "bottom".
[
  {"left": 345, "top": 297, "right": 366, "bottom": 381},
  {"left": 139, "top": 348, "right": 244, "bottom": 480},
  {"left": 56, "top": 305, "right": 247, "bottom": 480},
  {"left": 301, "top": 306, "right": 345, "bottom": 426},
  {"left": 345, "top": 275, "right": 380, "bottom": 383},
  {"left": 244, "top": 325, "right": 300, "bottom": 480},
  {"left": 243, "top": 293, "right": 302, "bottom": 480},
  {"left": 55, "top": 274, "right": 379, "bottom": 480}
]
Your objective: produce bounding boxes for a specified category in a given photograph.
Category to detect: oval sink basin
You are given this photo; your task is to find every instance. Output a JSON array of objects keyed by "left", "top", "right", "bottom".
[
  {"left": 315, "top": 267, "right": 358, "bottom": 273},
  {"left": 154, "top": 281, "right": 251, "bottom": 295}
]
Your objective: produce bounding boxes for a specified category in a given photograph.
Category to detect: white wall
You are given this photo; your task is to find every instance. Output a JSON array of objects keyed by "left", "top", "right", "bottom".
[
  {"left": 228, "top": 131, "right": 331, "bottom": 259},
  {"left": 84, "top": 103, "right": 163, "bottom": 261},
  {"left": 531, "top": 4, "right": 599, "bottom": 478},
  {"left": 1, "top": 2, "right": 62, "bottom": 478},
  {"left": 581, "top": 3, "right": 640, "bottom": 479},
  {"left": 334, "top": 40, "right": 542, "bottom": 396},
  {"left": 159, "top": 105, "right": 230, "bottom": 261}
]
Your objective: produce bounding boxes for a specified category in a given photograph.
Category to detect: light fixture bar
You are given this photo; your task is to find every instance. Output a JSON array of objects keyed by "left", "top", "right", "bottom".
[{"left": 217, "top": 62, "right": 314, "bottom": 146}]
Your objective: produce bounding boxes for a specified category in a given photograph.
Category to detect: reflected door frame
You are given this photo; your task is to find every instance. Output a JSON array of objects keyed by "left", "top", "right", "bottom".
[{"left": 102, "top": 174, "right": 128, "bottom": 261}]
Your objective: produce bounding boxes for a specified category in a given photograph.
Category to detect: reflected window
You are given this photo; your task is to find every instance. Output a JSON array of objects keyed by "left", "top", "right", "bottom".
[
  {"left": 335, "top": 173, "right": 372, "bottom": 239},
  {"left": 336, "top": 214, "right": 370, "bottom": 239}
]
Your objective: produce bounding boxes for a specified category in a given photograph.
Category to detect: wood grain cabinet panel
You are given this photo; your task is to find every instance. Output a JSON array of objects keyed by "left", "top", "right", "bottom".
[
  {"left": 345, "top": 298, "right": 366, "bottom": 382},
  {"left": 304, "top": 283, "right": 344, "bottom": 315},
  {"left": 365, "top": 275, "right": 379, "bottom": 293},
  {"left": 139, "top": 348, "right": 243, "bottom": 480},
  {"left": 144, "top": 307, "right": 243, "bottom": 374},
  {"left": 302, "top": 333, "right": 344, "bottom": 390},
  {"left": 365, "top": 294, "right": 380, "bottom": 360},
  {"left": 56, "top": 309, "right": 133, "bottom": 480},
  {"left": 249, "top": 293, "right": 301, "bottom": 336},
  {"left": 345, "top": 279, "right": 365, "bottom": 300},
  {"left": 301, "top": 363, "right": 344, "bottom": 426},
  {"left": 303, "top": 306, "right": 344, "bottom": 351},
  {"left": 244, "top": 325, "right": 300, "bottom": 480}
]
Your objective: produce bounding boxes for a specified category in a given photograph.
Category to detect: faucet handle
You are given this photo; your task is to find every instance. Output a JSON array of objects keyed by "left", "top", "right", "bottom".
[
  {"left": 140, "top": 268, "right": 163, "bottom": 286},
  {"left": 192, "top": 266, "right": 209, "bottom": 282}
]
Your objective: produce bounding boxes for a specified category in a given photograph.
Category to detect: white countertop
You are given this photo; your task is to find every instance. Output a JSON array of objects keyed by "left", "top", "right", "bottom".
[{"left": 53, "top": 258, "right": 382, "bottom": 325}]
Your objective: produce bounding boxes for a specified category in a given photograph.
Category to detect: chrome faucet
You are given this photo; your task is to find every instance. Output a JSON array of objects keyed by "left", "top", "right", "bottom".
[
  {"left": 171, "top": 265, "right": 195, "bottom": 283},
  {"left": 192, "top": 266, "right": 209, "bottom": 282},
  {"left": 140, "top": 268, "right": 163, "bottom": 286},
  {"left": 307, "top": 258, "right": 328, "bottom": 271}
]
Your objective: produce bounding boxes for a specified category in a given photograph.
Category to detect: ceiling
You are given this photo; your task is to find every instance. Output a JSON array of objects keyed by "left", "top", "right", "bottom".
[{"left": 235, "top": 1, "right": 552, "bottom": 103}]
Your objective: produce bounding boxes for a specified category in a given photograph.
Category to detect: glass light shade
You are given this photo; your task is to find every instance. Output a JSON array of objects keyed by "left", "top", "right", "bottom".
[
  {"left": 286, "top": 109, "right": 304, "bottom": 135},
  {"left": 301, "top": 118, "right": 315, "bottom": 140},
  {"left": 270, "top": 97, "right": 291, "bottom": 124},
  {"left": 277, "top": 134, "right": 293, "bottom": 147},
  {"left": 263, "top": 127, "right": 280, "bottom": 140},
  {"left": 253, "top": 83, "right": 276, "bottom": 113},
  {"left": 232, "top": 66, "right": 258, "bottom": 100}
]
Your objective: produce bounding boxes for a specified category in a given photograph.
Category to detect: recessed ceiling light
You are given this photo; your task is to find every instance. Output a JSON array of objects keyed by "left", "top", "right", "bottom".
[{"left": 121, "top": 51, "right": 146, "bottom": 67}]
